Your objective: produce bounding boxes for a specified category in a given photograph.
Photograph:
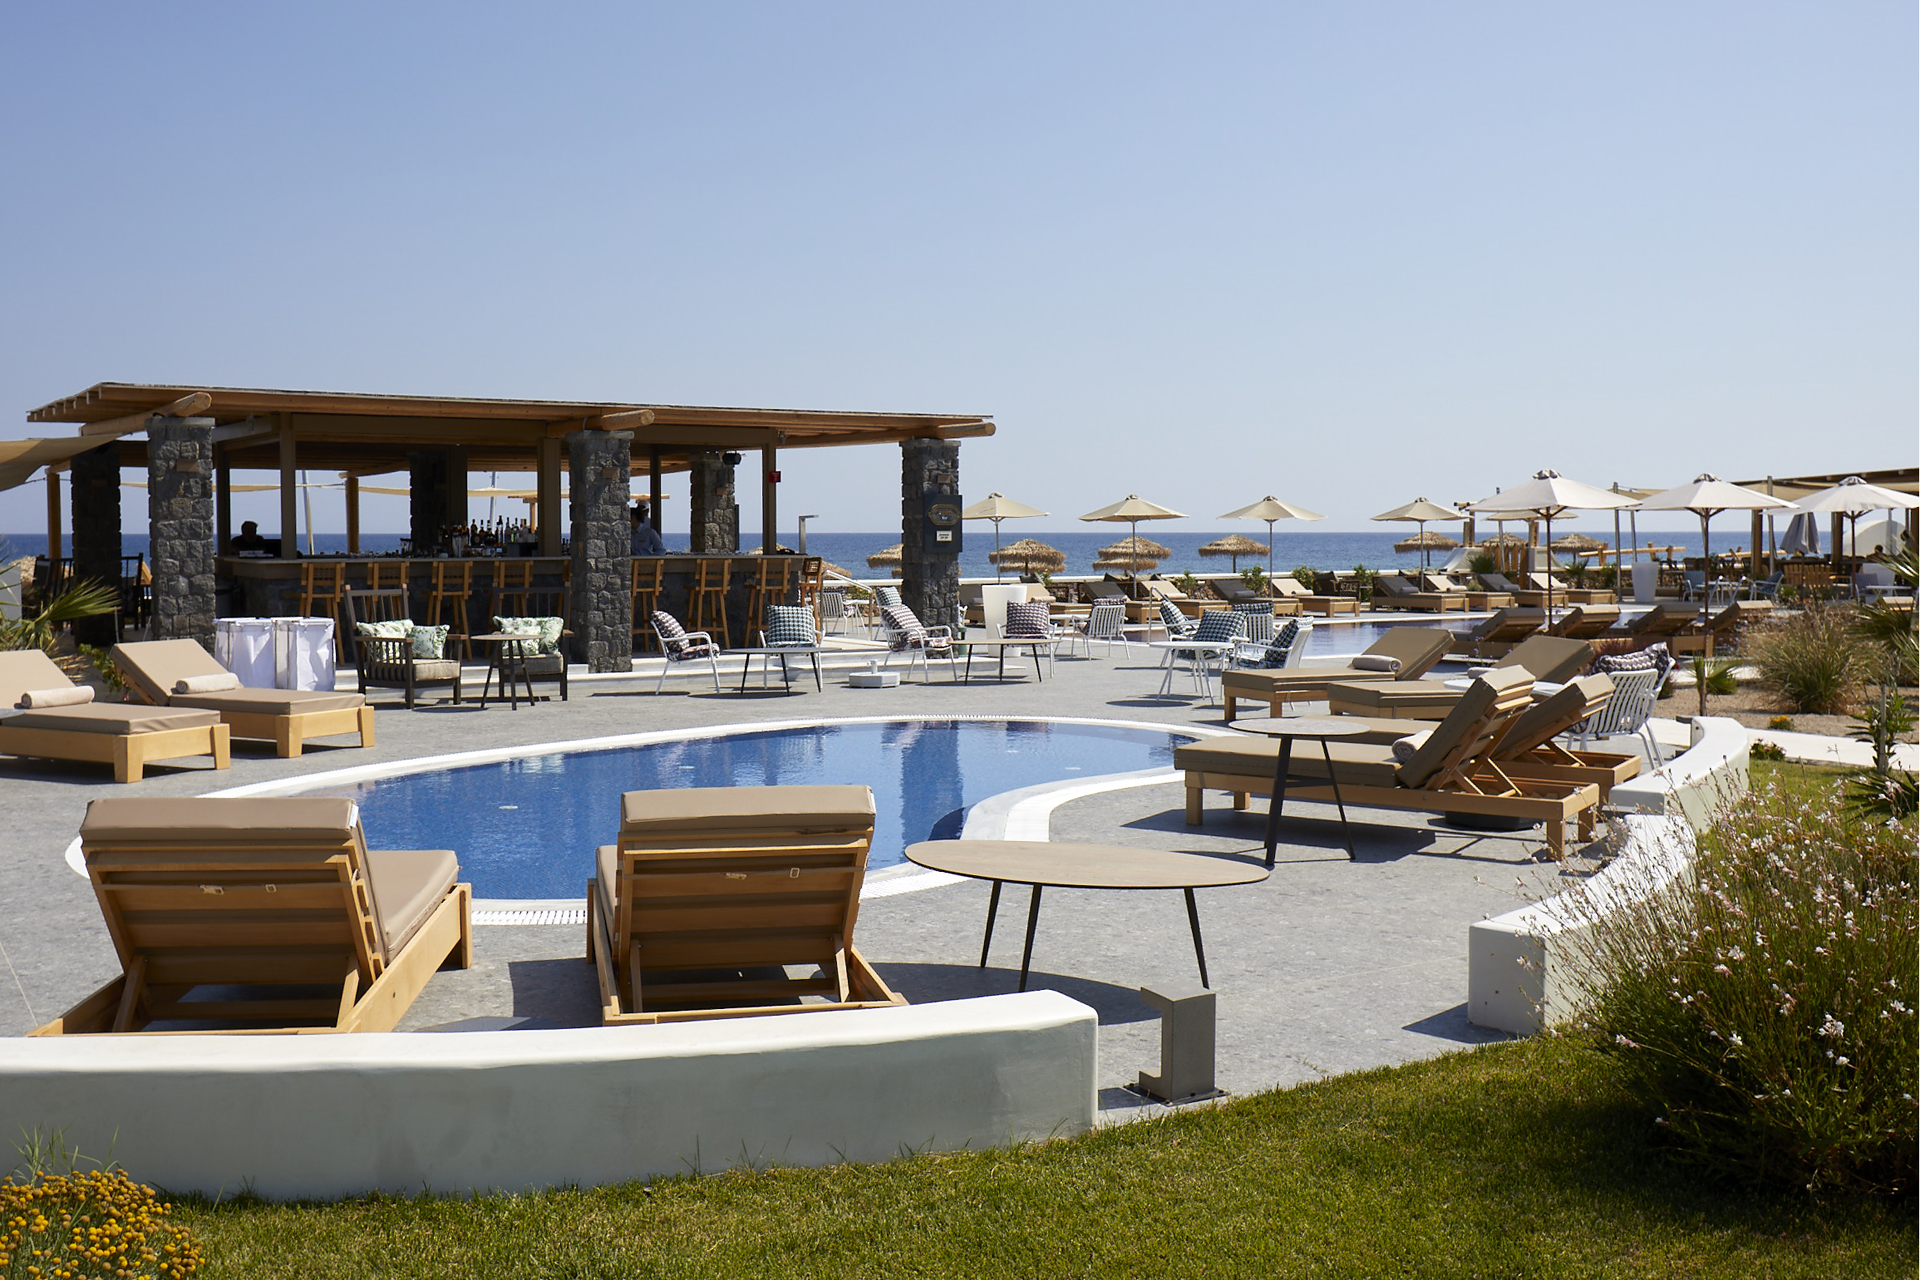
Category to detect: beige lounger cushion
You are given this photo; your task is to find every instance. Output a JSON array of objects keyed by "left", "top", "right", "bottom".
[
  {"left": 111, "top": 639, "right": 229, "bottom": 706},
  {"left": 1172, "top": 735, "right": 1402, "bottom": 788},
  {"left": 6, "top": 704, "right": 220, "bottom": 735},
  {"left": 1495, "top": 674, "right": 1613, "bottom": 759},
  {"left": 363, "top": 847, "right": 461, "bottom": 956},
  {"left": 1492, "top": 635, "right": 1596, "bottom": 684},
  {"left": 0, "top": 649, "right": 84, "bottom": 708},
  {"left": 620, "top": 784, "right": 876, "bottom": 835},
  {"left": 1397, "top": 667, "right": 1533, "bottom": 788},
  {"left": 1326, "top": 680, "right": 1457, "bottom": 713},
  {"left": 80, "top": 795, "right": 361, "bottom": 843},
  {"left": 170, "top": 688, "right": 367, "bottom": 715}
]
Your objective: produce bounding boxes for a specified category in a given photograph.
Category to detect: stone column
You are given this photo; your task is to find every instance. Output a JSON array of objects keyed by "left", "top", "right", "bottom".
[
  {"left": 688, "top": 452, "right": 739, "bottom": 554},
  {"left": 408, "top": 451, "right": 451, "bottom": 550},
  {"left": 566, "top": 429, "right": 633, "bottom": 672},
  {"left": 901, "top": 437, "right": 962, "bottom": 633},
  {"left": 147, "top": 417, "right": 217, "bottom": 648},
  {"left": 68, "top": 441, "right": 123, "bottom": 646}
]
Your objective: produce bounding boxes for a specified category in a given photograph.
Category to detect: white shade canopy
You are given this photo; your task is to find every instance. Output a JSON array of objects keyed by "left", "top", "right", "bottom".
[
  {"left": 1081, "top": 494, "right": 1188, "bottom": 523},
  {"left": 961, "top": 492, "right": 1048, "bottom": 521},
  {"left": 1218, "top": 495, "right": 1324, "bottom": 522},
  {"left": 1847, "top": 517, "right": 1908, "bottom": 556},
  {"left": 1469, "top": 470, "right": 1641, "bottom": 518},
  {"left": 1789, "top": 475, "right": 1920, "bottom": 516},
  {"left": 1371, "top": 497, "right": 1464, "bottom": 523},
  {"left": 1634, "top": 474, "right": 1794, "bottom": 516}
]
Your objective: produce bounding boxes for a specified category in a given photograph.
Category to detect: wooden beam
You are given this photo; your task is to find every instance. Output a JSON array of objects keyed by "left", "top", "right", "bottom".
[
  {"left": 278, "top": 417, "right": 299, "bottom": 556},
  {"left": 79, "top": 392, "right": 212, "bottom": 437},
  {"left": 762, "top": 444, "right": 777, "bottom": 554},
  {"left": 345, "top": 474, "right": 361, "bottom": 554},
  {"left": 649, "top": 447, "right": 662, "bottom": 533},
  {"left": 215, "top": 454, "right": 232, "bottom": 554},
  {"left": 593, "top": 408, "right": 656, "bottom": 429},
  {"left": 537, "top": 437, "right": 562, "bottom": 555},
  {"left": 46, "top": 468, "right": 62, "bottom": 561}
]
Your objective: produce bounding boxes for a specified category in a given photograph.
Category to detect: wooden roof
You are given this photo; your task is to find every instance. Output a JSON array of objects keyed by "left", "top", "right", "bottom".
[
  {"left": 24, "top": 382, "right": 994, "bottom": 476},
  {"left": 1732, "top": 467, "right": 1917, "bottom": 502}
]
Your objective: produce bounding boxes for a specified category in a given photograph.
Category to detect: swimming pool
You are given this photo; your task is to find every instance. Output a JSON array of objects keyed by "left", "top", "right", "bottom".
[
  {"left": 303, "top": 720, "right": 1190, "bottom": 899},
  {"left": 1298, "top": 618, "right": 1473, "bottom": 656}
]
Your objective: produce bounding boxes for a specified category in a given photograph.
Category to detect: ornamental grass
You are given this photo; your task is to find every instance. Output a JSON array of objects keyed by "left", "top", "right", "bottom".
[
  {"left": 1571, "top": 772, "right": 1917, "bottom": 1196},
  {"left": 1748, "top": 605, "right": 1867, "bottom": 714},
  {"left": 1, "top": 1168, "right": 202, "bottom": 1279}
]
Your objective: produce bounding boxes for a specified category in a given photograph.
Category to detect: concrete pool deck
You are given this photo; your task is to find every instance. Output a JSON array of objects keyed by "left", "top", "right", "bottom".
[{"left": 0, "top": 640, "right": 1703, "bottom": 1115}]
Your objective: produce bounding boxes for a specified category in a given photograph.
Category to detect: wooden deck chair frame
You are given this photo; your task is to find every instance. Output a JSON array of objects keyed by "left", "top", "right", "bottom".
[
  {"left": 34, "top": 797, "right": 471, "bottom": 1035},
  {"left": 587, "top": 786, "right": 905, "bottom": 1025},
  {"left": 0, "top": 649, "right": 230, "bottom": 784},
  {"left": 112, "top": 639, "right": 374, "bottom": 758}
]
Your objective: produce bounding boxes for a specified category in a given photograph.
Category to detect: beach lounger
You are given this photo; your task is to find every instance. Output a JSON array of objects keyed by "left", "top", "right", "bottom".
[
  {"left": 589, "top": 784, "right": 907, "bottom": 1025},
  {"left": 112, "top": 639, "right": 374, "bottom": 758},
  {"left": 1326, "top": 635, "right": 1596, "bottom": 719},
  {"left": 1449, "top": 606, "right": 1546, "bottom": 657},
  {"left": 1177, "top": 667, "right": 1603, "bottom": 861},
  {"left": 1669, "top": 600, "right": 1775, "bottom": 654},
  {"left": 1531, "top": 572, "right": 1616, "bottom": 605},
  {"left": 1546, "top": 604, "right": 1620, "bottom": 639},
  {"left": 1422, "top": 574, "right": 1513, "bottom": 611},
  {"left": 1220, "top": 625, "right": 1453, "bottom": 722},
  {"left": 1621, "top": 602, "right": 1696, "bottom": 642},
  {"left": 33, "top": 797, "right": 471, "bottom": 1034},
  {"left": 1270, "top": 576, "right": 1359, "bottom": 617},
  {"left": 1372, "top": 575, "right": 1467, "bottom": 612},
  {"left": 0, "top": 649, "right": 229, "bottom": 783},
  {"left": 1479, "top": 572, "right": 1563, "bottom": 609}
]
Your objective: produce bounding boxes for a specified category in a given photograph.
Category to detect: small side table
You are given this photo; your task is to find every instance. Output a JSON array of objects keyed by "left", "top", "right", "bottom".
[
  {"left": 471, "top": 633, "right": 538, "bottom": 710},
  {"left": 1230, "top": 716, "right": 1371, "bottom": 865},
  {"left": 728, "top": 645, "right": 823, "bottom": 692}
]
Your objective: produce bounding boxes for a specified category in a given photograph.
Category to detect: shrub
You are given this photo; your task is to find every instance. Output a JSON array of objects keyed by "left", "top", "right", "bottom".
[
  {"left": 1571, "top": 777, "right": 1917, "bottom": 1195},
  {"left": 0, "top": 1168, "right": 203, "bottom": 1278},
  {"left": 1690, "top": 656, "right": 1740, "bottom": 697},
  {"left": 1467, "top": 549, "right": 1497, "bottom": 575},
  {"left": 1768, "top": 716, "right": 1796, "bottom": 732},
  {"left": 1748, "top": 605, "right": 1867, "bottom": 714},
  {"left": 1291, "top": 564, "right": 1315, "bottom": 589},
  {"left": 1749, "top": 740, "right": 1787, "bottom": 761},
  {"left": 1239, "top": 565, "right": 1268, "bottom": 594}
]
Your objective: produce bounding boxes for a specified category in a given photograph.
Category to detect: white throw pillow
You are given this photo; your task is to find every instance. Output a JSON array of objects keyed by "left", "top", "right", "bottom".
[
  {"left": 1351, "top": 654, "right": 1402, "bottom": 673},
  {"left": 1391, "top": 730, "right": 1432, "bottom": 763},
  {"left": 17, "top": 685, "right": 93, "bottom": 709},
  {"left": 174, "top": 672, "right": 243, "bottom": 695}
]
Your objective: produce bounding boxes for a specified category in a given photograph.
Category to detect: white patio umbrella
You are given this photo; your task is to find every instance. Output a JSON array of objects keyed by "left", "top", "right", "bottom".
[
  {"left": 1847, "top": 517, "right": 1907, "bottom": 558},
  {"left": 1371, "top": 497, "right": 1465, "bottom": 574},
  {"left": 1469, "top": 471, "right": 1640, "bottom": 626},
  {"left": 1788, "top": 476, "right": 1920, "bottom": 568},
  {"left": 962, "top": 492, "right": 1048, "bottom": 579},
  {"left": 1218, "top": 495, "right": 1324, "bottom": 580},
  {"left": 1081, "top": 495, "right": 1187, "bottom": 580},
  {"left": 1636, "top": 474, "right": 1794, "bottom": 715}
]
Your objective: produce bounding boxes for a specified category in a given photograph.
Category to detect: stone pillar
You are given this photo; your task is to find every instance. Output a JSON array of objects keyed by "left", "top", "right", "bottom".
[
  {"left": 68, "top": 441, "right": 123, "bottom": 646},
  {"left": 901, "top": 437, "right": 962, "bottom": 633},
  {"left": 566, "top": 429, "right": 633, "bottom": 672},
  {"left": 408, "top": 451, "right": 451, "bottom": 550},
  {"left": 147, "top": 417, "right": 217, "bottom": 648},
  {"left": 688, "top": 452, "right": 739, "bottom": 554}
]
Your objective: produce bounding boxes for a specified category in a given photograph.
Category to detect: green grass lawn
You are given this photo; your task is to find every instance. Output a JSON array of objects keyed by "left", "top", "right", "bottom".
[{"left": 176, "top": 1036, "right": 1913, "bottom": 1279}]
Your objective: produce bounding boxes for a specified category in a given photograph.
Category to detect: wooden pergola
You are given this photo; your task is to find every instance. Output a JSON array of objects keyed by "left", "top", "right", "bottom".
[{"left": 25, "top": 383, "right": 993, "bottom": 556}]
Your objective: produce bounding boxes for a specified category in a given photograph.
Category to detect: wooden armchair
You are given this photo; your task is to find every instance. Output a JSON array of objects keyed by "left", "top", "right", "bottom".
[{"left": 342, "top": 588, "right": 466, "bottom": 709}]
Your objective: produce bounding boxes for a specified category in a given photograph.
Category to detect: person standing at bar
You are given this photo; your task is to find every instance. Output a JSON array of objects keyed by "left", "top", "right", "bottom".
[{"left": 630, "top": 504, "right": 666, "bottom": 556}]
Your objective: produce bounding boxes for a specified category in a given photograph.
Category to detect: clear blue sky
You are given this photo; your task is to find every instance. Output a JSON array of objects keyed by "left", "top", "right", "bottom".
[{"left": 2, "top": 3, "right": 1912, "bottom": 538}]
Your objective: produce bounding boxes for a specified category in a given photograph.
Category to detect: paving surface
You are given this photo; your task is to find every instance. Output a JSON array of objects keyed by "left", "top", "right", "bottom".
[{"left": 0, "top": 637, "right": 1644, "bottom": 1113}]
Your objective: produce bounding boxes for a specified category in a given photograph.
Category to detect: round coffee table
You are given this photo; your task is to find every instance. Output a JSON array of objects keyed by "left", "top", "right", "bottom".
[
  {"left": 1229, "top": 716, "right": 1371, "bottom": 865},
  {"left": 905, "top": 840, "right": 1268, "bottom": 991}
]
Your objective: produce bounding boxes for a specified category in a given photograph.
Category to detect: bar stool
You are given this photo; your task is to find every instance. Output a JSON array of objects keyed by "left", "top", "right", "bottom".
[
  {"left": 689, "top": 558, "right": 732, "bottom": 648},
  {"left": 745, "top": 557, "right": 795, "bottom": 640},
  {"left": 365, "top": 560, "right": 411, "bottom": 592},
  {"left": 299, "top": 562, "right": 349, "bottom": 659},
  {"left": 631, "top": 558, "right": 665, "bottom": 650},
  {"left": 490, "top": 561, "right": 534, "bottom": 621},
  {"left": 426, "top": 561, "right": 474, "bottom": 636},
  {"left": 795, "top": 556, "right": 826, "bottom": 629}
]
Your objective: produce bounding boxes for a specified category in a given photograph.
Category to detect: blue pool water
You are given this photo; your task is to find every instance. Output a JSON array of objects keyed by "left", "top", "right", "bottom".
[{"left": 308, "top": 720, "right": 1189, "bottom": 899}]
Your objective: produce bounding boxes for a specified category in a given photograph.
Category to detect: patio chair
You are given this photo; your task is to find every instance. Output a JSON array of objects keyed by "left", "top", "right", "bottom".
[
  {"left": 1157, "top": 596, "right": 1198, "bottom": 639},
  {"left": 998, "top": 599, "right": 1061, "bottom": 675},
  {"left": 1230, "top": 600, "right": 1276, "bottom": 643},
  {"left": 33, "top": 796, "right": 471, "bottom": 1035},
  {"left": 1270, "top": 575, "right": 1359, "bottom": 617},
  {"left": 1179, "top": 667, "right": 1604, "bottom": 861},
  {"left": 342, "top": 589, "right": 466, "bottom": 709},
  {"left": 1220, "top": 625, "right": 1453, "bottom": 722},
  {"left": 1078, "top": 600, "right": 1136, "bottom": 658},
  {"left": 1746, "top": 571, "right": 1784, "bottom": 601},
  {"left": 1575, "top": 665, "right": 1667, "bottom": 767},
  {"left": 587, "top": 785, "right": 906, "bottom": 1025},
  {"left": 879, "top": 603, "right": 959, "bottom": 681},
  {"left": 1326, "top": 634, "right": 1596, "bottom": 720},
  {"left": 490, "top": 588, "right": 572, "bottom": 701},
  {"left": 1372, "top": 575, "right": 1466, "bottom": 612},
  {"left": 1228, "top": 617, "right": 1307, "bottom": 671},
  {"left": 0, "top": 648, "right": 229, "bottom": 783},
  {"left": 649, "top": 610, "right": 723, "bottom": 693},
  {"left": 748, "top": 603, "right": 824, "bottom": 690},
  {"left": 112, "top": 638, "right": 374, "bottom": 757},
  {"left": 1545, "top": 604, "right": 1620, "bottom": 639},
  {"left": 1449, "top": 607, "right": 1547, "bottom": 658}
]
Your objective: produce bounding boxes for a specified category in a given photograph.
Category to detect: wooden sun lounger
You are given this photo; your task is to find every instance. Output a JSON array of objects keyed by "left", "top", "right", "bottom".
[
  {"left": 1530, "top": 572, "right": 1616, "bottom": 605},
  {"left": 1422, "top": 574, "right": 1513, "bottom": 611},
  {"left": 33, "top": 797, "right": 471, "bottom": 1035},
  {"left": 589, "top": 784, "right": 906, "bottom": 1025},
  {"left": 1546, "top": 605, "right": 1620, "bottom": 639},
  {"left": 1326, "top": 635, "right": 1596, "bottom": 719},
  {"left": 0, "top": 649, "right": 229, "bottom": 783},
  {"left": 1372, "top": 576, "right": 1467, "bottom": 612},
  {"left": 1449, "top": 607, "right": 1546, "bottom": 657},
  {"left": 1270, "top": 577, "right": 1359, "bottom": 617},
  {"left": 1220, "top": 626, "right": 1453, "bottom": 722},
  {"left": 113, "top": 639, "right": 374, "bottom": 758},
  {"left": 1619, "top": 602, "right": 1696, "bottom": 641},
  {"left": 1179, "top": 667, "right": 1603, "bottom": 861},
  {"left": 1668, "top": 600, "right": 1774, "bottom": 654}
]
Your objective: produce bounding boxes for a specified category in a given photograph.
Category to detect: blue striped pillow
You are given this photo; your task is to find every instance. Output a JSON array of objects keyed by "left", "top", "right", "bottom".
[{"left": 765, "top": 604, "right": 817, "bottom": 647}]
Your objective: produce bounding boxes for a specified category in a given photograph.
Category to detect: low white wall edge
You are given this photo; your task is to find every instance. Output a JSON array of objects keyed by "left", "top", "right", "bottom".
[
  {"left": 0, "top": 991, "right": 1097, "bottom": 1201},
  {"left": 1467, "top": 716, "right": 1749, "bottom": 1036}
]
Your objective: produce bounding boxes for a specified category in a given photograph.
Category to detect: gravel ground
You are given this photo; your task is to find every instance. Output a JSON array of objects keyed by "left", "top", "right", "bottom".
[{"left": 1653, "top": 680, "right": 1919, "bottom": 739}]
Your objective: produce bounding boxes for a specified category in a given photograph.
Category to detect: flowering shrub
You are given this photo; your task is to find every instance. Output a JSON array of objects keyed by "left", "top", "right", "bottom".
[
  {"left": 1575, "top": 777, "right": 1917, "bottom": 1196},
  {"left": 1, "top": 1169, "right": 202, "bottom": 1279}
]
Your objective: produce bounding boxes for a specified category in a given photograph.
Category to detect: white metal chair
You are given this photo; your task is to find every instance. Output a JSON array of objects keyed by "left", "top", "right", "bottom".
[
  {"left": 878, "top": 603, "right": 959, "bottom": 682},
  {"left": 1575, "top": 666, "right": 1666, "bottom": 767},
  {"left": 1230, "top": 602, "right": 1275, "bottom": 644},
  {"left": 1078, "top": 601, "right": 1135, "bottom": 659},
  {"left": 649, "top": 611, "right": 722, "bottom": 694}
]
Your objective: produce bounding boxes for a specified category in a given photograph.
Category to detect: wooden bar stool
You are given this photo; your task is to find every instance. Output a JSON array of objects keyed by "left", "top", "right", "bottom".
[
  {"left": 689, "top": 558, "right": 732, "bottom": 648},
  {"left": 365, "top": 560, "right": 411, "bottom": 592},
  {"left": 745, "top": 557, "right": 795, "bottom": 641},
  {"left": 631, "top": 559, "right": 665, "bottom": 650},
  {"left": 299, "top": 562, "right": 349, "bottom": 659},
  {"left": 490, "top": 561, "right": 535, "bottom": 621},
  {"left": 796, "top": 556, "right": 826, "bottom": 629},
  {"left": 426, "top": 561, "right": 475, "bottom": 636}
]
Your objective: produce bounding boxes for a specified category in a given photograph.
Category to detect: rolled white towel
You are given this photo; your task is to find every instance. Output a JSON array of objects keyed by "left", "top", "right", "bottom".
[
  {"left": 1391, "top": 730, "right": 1433, "bottom": 763},
  {"left": 174, "top": 672, "right": 243, "bottom": 694},
  {"left": 1350, "top": 654, "right": 1401, "bottom": 673},
  {"left": 17, "top": 685, "right": 93, "bottom": 709}
]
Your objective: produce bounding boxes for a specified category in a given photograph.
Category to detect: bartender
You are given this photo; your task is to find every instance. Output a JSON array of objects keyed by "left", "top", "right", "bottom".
[
  {"left": 229, "top": 520, "right": 269, "bottom": 554},
  {"left": 630, "top": 504, "right": 666, "bottom": 556}
]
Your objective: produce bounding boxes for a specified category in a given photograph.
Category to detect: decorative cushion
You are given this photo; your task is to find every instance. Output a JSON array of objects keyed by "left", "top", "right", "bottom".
[
  {"left": 882, "top": 604, "right": 928, "bottom": 649},
  {"left": 493, "top": 615, "right": 562, "bottom": 657},
  {"left": 17, "top": 684, "right": 93, "bottom": 709},
  {"left": 1390, "top": 730, "right": 1433, "bottom": 764},
  {"left": 409, "top": 624, "right": 452, "bottom": 660},
  {"left": 1351, "top": 654, "right": 1401, "bottom": 673},
  {"left": 173, "top": 672, "right": 242, "bottom": 695},
  {"left": 1157, "top": 598, "right": 1191, "bottom": 634},
  {"left": 1004, "top": 601, "right": 1052, "bottom": 639},
  {"left": 1192, "top": 611, "right": 1246, "bottom": 645},
  {"left": 652, "top": 611, "right": 687, "bottom": 643},
  {"left": 874, "top": 586, "right": 902, "bottom": 609},
  {"left": 764, "top": 604, "right": 817, "bottom": 647},
  {"left": 651, "top": 612, "right": 713, "bottom": 659},
  {"left": 1255, "top": 619, "right": 1301, "bottom": 669},
  {"left": 355, "top": 619, "right": 413, "bottom": 642}
]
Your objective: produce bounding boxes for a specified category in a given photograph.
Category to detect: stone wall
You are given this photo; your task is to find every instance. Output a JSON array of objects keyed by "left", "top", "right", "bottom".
[
  {"left": 566, "top": 430, "right": 633, "bottom": 672},
  {"left": 147, "top": 418, "right": 216, "bottom": 648},
  {"left": 688, "top": 452, "right": 739, "bottom": 554},
  {"left": 67, "top": 441, "right": 122, "bottom": 646},
  {"left": 900, "top": 437, "right": 962, "bottom": 633}
]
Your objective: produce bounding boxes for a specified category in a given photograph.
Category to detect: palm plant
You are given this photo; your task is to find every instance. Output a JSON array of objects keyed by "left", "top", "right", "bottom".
[{"left": 0, "top": 578, "right": 121, "bottom": 655}]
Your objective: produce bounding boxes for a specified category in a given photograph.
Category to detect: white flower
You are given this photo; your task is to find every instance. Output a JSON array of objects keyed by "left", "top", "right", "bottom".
[
  {"left": 1819, "top": 1015, "right": 1845, "bottom": 1040},
  {"left": 1728, "top": 1033, "right": 1744, "bottom": 1048}
]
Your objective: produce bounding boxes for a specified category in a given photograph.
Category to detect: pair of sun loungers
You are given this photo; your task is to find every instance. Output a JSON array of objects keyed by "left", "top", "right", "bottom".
[
  {"left": 1324, "top": 635, "right": 1595, "bottom": 720},
  {"left": 38, "top": 785, "right": 901, "bottom": 1035},
  {"left": 1220, "top": 626, "right": 1454, "bottom": 722}
]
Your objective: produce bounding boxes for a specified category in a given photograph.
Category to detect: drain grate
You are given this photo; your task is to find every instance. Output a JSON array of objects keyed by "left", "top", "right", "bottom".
[{"left": 474, "top": 907, "right": 588, "bottom": 927}]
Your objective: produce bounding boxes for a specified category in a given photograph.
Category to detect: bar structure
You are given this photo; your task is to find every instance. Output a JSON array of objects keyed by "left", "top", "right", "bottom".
[{"left": 17, "top": 383, "right": 995, "bottom": 669}]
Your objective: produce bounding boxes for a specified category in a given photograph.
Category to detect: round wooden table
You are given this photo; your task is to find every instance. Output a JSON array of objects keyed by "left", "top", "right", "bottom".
[
  {"left": 905, "top": 840, "right": 1268, "bottom": 991},
  {"left": 1229, "top": 716, "right": 1372, "bottom": 865}
]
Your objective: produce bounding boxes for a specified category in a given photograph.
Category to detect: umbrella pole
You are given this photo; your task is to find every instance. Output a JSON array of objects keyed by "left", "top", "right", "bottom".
[
  {"left": 1267, "top": 520, "right": 1277, "bottom": 585},
  {"left": 994, "top": 518, "right": 1004, "bottom": 580},
  {"left": 1542, "top": 514, "right": 1554, "bottom": 629},
  {"left": 1698, "top": 513, "right": 1712, "bottom": 718}
]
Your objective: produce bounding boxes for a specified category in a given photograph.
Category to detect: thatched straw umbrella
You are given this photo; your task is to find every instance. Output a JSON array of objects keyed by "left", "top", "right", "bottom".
[
  {"left": 989, "top": 538, "right": 1067, "bottom": 577},
  {"left": 866, "top": 544, "right": 902, "bottom": 569},
  {"left": 1198, "top": 533, "right": 1271, "bottom": 573},
  {"left": 1095, "top": 535, "right": 1171, "bottom": 575},
  {"left": 1392, "top": 530, "right": 1461, "bottom": 554}
]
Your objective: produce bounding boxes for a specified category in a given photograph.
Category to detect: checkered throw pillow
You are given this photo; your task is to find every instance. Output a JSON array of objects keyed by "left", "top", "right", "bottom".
[
  {"left": 1157, "top": 598, "right": 1192, "bottom": 634},
  {"left": 1004, "top": 600, "right": 1051, "bottom": 639},
  {"left": 875, "top": 585, "right": 902, "bottom": 609},
  {"left": 1257, "top": 619, "right": 1301, "bottom": 668},
  {"left": 764, "top": 604, "right": 817, "bottom": 647},
  {"left": 881, "top": 604, "right": 927, "bottom": 649},
  {"left": 652, "top": 611, "right": 713, "bottom": 659},
  {"left": 1193, "top": 610, "right": 1246, "bottom": 644}
]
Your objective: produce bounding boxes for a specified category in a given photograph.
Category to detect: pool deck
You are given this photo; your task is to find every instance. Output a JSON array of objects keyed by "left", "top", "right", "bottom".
[{"left": 0, "top": 637, "right": 1668, "bottom": 1115}]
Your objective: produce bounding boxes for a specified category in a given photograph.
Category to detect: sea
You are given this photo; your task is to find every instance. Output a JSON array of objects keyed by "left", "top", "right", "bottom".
[{"left": 4, "top": 528, "right": 1716, "bottom": 577}]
